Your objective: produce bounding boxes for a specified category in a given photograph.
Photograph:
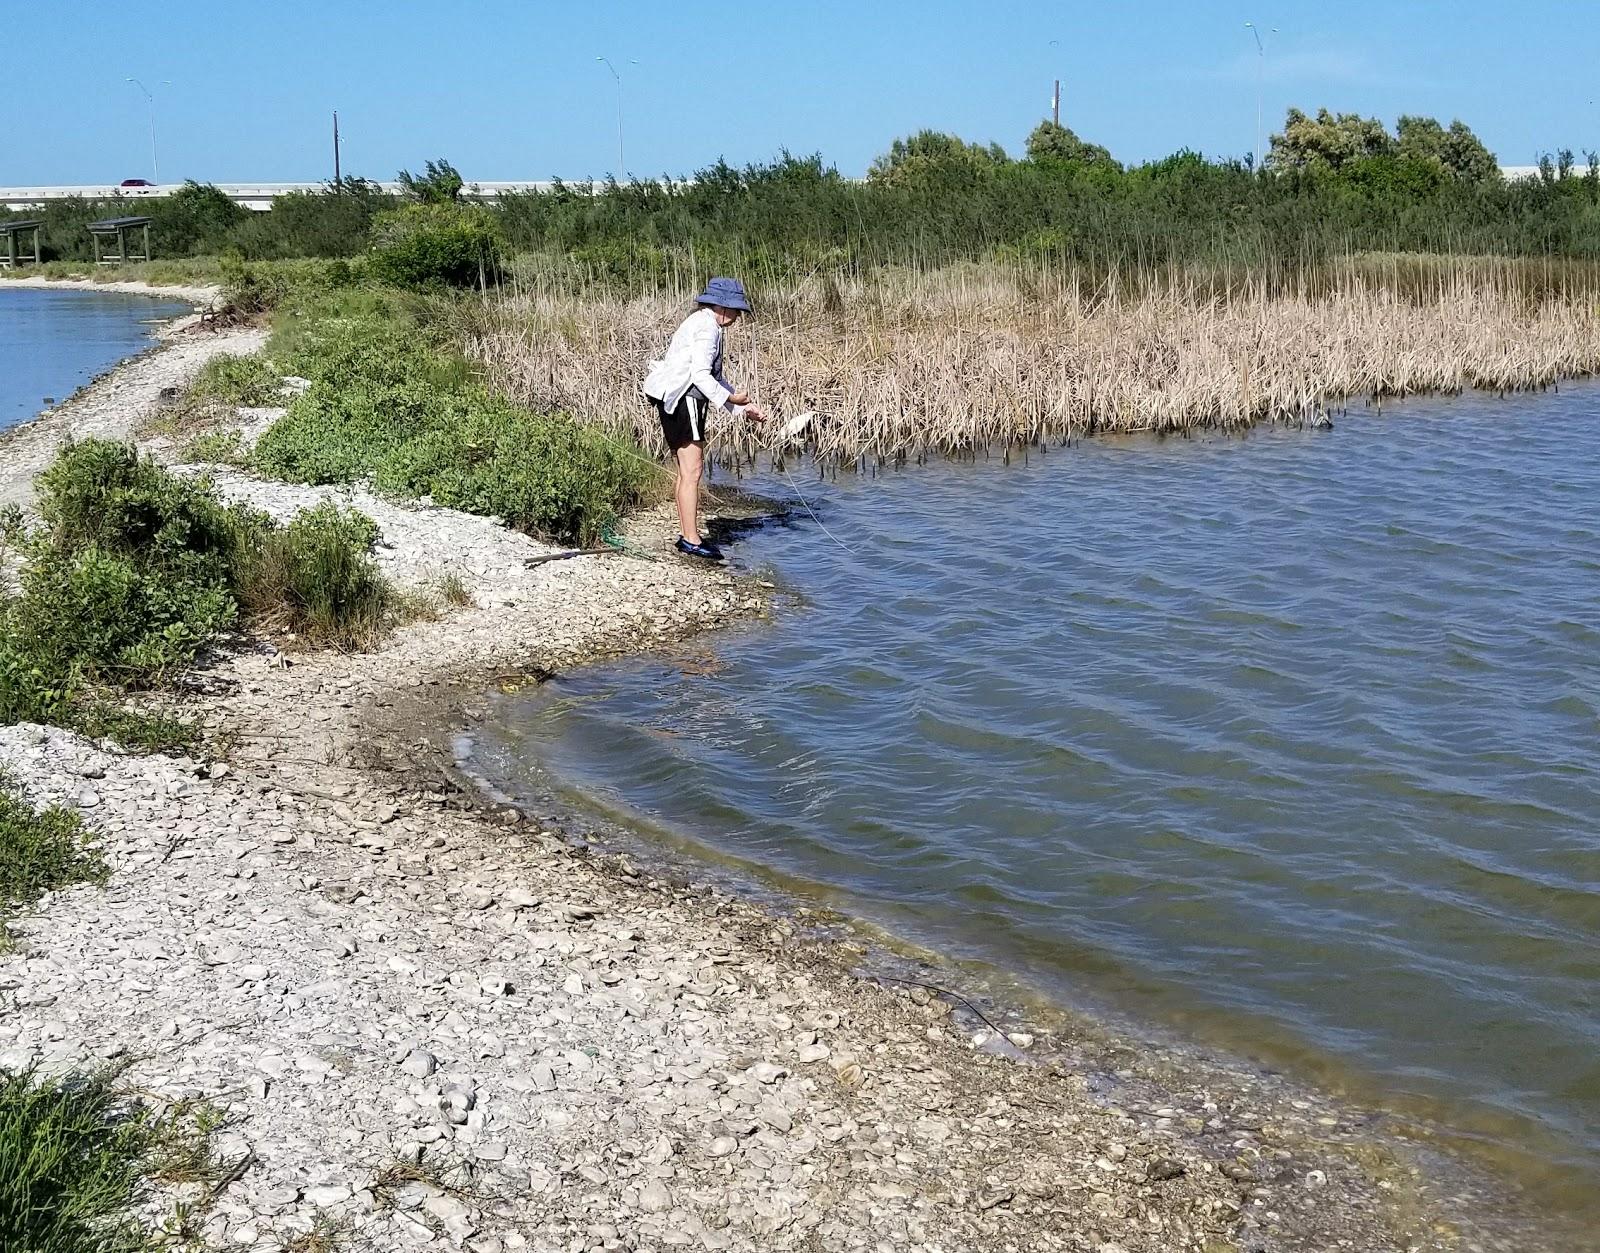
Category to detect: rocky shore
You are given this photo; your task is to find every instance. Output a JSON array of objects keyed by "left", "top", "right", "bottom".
[{"left": 0, "top": 288, "right": 1570, "bottom": 1251}]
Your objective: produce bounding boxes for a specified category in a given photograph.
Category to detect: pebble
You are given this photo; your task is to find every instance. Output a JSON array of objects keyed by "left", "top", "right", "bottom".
[{"left": 400, "top": 1048, "right": 437, "bottom": 1078}]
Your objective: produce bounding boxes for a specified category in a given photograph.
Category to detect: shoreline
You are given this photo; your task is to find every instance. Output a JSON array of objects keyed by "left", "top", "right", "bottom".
[
  {"left": 0, "top": 271, "right": 222, "bottom": 305},
  {"left": 0, "top": 278, "right": 257, "bottom": 510},
  {"left": 456, "top": 663, "right": 1600, "bottom": 1219},
  {"left": 0, "top": 304, "right": 1583, "bottom": 1250}
]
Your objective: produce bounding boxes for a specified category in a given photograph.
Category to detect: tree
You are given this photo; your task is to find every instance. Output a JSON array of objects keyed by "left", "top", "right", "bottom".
[
  {"left": 397, "top": 158, "right": 465, "bottom": 204},
  {"left": 867, "top": 131, "right": 1008, "bottom": 185},
  {"left": 1025, "top": 120, "right": 1120, "bottom": 169},
  {"left": 1396, "top": 116, "right": 1499, "bottom": 182},
  {"left": 1268, "top": 108, "right": 1393, "bottom": 172},
  {"left": 158, "top": 182, "right": 248, "bottom": 255}
]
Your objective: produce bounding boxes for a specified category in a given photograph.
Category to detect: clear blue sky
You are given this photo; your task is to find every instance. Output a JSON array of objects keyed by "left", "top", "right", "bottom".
[{"left": 7, "top": 0, "right": 1598, "bottom": 184}]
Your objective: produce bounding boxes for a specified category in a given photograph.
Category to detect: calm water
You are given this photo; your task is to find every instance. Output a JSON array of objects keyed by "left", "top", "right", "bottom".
[
  {"left": 0, "top": 287, "right": 190, "bottom": 431},
  {"left": 471, "top": 391, "right": 1600, "bottom": 1204}
]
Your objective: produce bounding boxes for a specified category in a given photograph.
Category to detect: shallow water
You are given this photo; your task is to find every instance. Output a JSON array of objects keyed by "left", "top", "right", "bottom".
[
  {"left": 471, "top": 390, "right": 1600, "bottom": 1210},
  {"left": 0, "top": 287, "right": 189, "bottom": 431}
]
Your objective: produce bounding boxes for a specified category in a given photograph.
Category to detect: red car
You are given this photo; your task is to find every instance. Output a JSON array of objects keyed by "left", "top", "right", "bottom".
[{"left": 120, "top": 178, "right": 155, "bottom": 188}]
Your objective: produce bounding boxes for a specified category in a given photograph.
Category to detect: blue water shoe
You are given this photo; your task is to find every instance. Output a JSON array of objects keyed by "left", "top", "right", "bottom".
[{"left": 675, "top": 536, "right": 724, "bottom": 560}]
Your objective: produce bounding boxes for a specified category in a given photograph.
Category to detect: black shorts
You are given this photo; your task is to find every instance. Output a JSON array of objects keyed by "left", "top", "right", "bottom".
[{"left": 655, "top": 391, "right": 707, "bottom": 451}]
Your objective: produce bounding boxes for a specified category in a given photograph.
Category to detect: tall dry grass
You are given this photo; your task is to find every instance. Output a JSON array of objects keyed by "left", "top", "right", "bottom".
[{"left": 465, "top": 256, "right": 1600, "bottom": 465}]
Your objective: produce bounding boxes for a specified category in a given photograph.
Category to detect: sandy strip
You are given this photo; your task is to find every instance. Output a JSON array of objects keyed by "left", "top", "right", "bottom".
[
  {"left": 0, "top": 273, "right": 221, "bottom": 304},
  {"left": 0, "top": 326, "right": 1567, "bottom": 1251}
]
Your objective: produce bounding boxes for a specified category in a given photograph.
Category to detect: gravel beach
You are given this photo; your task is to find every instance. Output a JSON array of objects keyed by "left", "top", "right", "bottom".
[{"left": 0, "top": 287, "right": 1573, "bottom": 1252}]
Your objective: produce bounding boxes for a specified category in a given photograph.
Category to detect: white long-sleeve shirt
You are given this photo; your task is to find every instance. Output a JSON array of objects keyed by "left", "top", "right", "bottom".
[{"left": 642, "top": 307, "right": 745, "bottom": 416}]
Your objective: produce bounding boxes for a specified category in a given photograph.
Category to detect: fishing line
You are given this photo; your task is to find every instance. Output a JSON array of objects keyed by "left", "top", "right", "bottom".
[{"left": 781, "top": 460, "right": 855, "bottom": 554}]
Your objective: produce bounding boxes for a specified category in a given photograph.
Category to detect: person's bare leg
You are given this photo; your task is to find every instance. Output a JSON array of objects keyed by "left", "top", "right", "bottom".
[{"left": 674, "top": 442, "right": 704, "bottom": 544}]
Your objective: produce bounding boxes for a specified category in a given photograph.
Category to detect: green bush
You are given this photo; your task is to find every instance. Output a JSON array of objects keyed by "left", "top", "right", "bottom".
[
  {"left": 186, "top": 353, "right": 281, "bottom": 407},
  {"left": 0, "top": 442, "right": 396, "bottom": 743},
  {"left": 251, "top": 295, "right": 647, "bottom": 543},
  {"left": 256, "top": 377, "right": 645, "bottom": 544},
  {"left": 11, "top": 542, "right": 236, "bottom": 687},
  {"left": 0, "top": 1068, "right": 153, "bottom": 1253},
  {"left": 232, "top": 502, "right": 392, "bottom": 649},
  {"left": 20, "top": 441, "right": 243, "bottom": 691},
  {"left": 368, "top": 202, "right": 503, "bottom": 289},
  {"left": 373, "top": 403, "right": 644, "bottom": 543}
]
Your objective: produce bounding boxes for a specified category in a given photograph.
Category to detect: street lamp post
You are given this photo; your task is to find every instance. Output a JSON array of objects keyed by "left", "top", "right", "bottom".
[
  {"left": 1243, "top": 23, "right": 1277, "bottom": 171},
  {"left": 125, "top": 76, "right": 170, "bottom": 184},
  {"left": 596, "top": 57, "right": 638, "bottom": 179}
]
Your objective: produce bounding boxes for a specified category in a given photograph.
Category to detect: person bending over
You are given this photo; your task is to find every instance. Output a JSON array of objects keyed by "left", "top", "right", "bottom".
[{"left": 643, "top": 276, "right": 765, "bottom": 559}]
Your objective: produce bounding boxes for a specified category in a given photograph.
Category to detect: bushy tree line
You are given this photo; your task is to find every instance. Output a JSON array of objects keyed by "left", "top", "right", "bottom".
[{"left": 7, "top": 110, "right": 1600, "bottom": 284}]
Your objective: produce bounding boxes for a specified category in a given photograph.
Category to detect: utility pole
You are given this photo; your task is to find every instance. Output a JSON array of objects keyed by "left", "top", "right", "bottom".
[
  {"left": 333, "top": 110, "right": 342, "bottom": 186},
  {"left": 1052, "top": 79, "right": 1061, "bottom": 126}
]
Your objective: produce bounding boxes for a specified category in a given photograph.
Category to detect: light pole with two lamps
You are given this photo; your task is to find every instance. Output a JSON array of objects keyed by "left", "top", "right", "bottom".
[
  {"left": 1244, "top": 22, "right": 1277, "bottom": 171},
  {"left": 596, "top": 56, "right": 639, "bottom": 179},
  {"left": 125, "top": 76, "right": 170, "bottom": 184}
]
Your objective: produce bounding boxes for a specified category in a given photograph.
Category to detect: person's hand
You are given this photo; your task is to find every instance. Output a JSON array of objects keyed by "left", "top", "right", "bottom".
[
  {"left": 728, "top": 391, "right": 751, "bottom": 406},
  {"left": 743, "top": 403, "right": 765, "bottom": 423}
]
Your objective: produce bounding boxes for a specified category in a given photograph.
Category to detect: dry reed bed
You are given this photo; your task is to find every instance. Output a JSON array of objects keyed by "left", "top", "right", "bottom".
[{"left": 466, "top": 266, "right": 1600, "bottom": 463}]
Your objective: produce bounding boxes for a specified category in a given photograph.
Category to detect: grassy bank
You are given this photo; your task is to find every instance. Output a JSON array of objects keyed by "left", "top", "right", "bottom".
[{"left": 465, "top": 254, "right": 1600, "bottom": 463}]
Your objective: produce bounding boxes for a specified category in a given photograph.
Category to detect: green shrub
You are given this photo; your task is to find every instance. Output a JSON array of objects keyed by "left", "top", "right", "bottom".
[
  {"left": 251, "top": 297, "right": 647, "bottom": 543},
  {"left": 0, "top": 442, "right": 396, "bottom": 744},
  {"left": 368, "top": 202, "right": 503, "bottom": 289},
  {"left": 187, "top": 354, "right": 282, "bottom": 407},
  {"left": 11, "top": 543, "right": 235, "bottom": 687},
  {"left": 374, "top": 403, "right": 645, "bottom": 543},
  {"left": 0, "top": 1068, "right": 153, "bottom": 1253},
  {"left": 0, "top": 779, "right": 104, "bottom": 922},
  {"left": 232, "top": 502, "right": 392, "bottom": 649},
  {"left": 34, "top": 439, "right": 239, "bottom": 562},
  {"left": 22, "top": 442, "right": 243, "bottom": 690}
]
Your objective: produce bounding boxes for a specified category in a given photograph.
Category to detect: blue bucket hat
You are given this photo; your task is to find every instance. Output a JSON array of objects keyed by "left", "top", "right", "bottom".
[{"left": 695, "top": 276, "right": 752, "bottom": 312}]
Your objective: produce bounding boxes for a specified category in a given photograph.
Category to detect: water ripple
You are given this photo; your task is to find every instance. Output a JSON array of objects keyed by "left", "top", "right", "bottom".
[{"left": 477, "top": 387, "right": 1600, "bottom": 1210}]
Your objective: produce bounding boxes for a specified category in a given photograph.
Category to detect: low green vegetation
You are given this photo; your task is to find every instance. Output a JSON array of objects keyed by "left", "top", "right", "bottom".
[
  {"left": 0, "top": 1068, "right": 234, "bottom": 1253},
  {"left": 177, "top": 430, "right": 246, "bottom": 466},
  {"left": 0, "top": 440, "right": 395, "bottom": 747},
  {"left": 0, "top": 1068, "right": 153, "bottom": 1253},
  {"left": 0, "top": 776, "right": 103, "bottom": 940},
  {"left": 250, "top": 290, "right": 648, "bottom": 544},
  {"left": 184, "top": 353, "right": 282, "bottom": 407}
]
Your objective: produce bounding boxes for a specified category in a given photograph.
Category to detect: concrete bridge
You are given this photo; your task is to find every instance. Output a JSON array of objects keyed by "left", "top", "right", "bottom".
[{"left": 0, "top": 182, "right": 561, "bottom": 211}]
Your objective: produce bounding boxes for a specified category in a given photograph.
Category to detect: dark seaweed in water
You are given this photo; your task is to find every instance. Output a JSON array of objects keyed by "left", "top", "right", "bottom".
[{"left": 470, "top": 386, "right": 1600, "bottom": 1223}]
